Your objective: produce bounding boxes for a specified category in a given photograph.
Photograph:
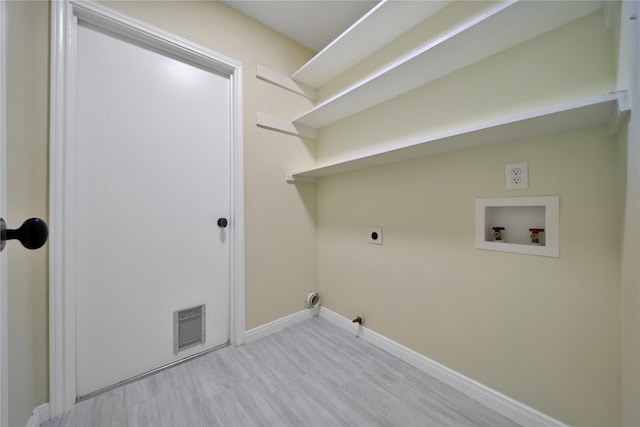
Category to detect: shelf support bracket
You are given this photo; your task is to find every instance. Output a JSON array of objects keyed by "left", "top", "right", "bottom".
[
  {"left": 256, "top": 64, "right": 316, "bottom": 100},
  {"left": 286, "top": 174, "right": 318, "bottom": 183},
  {"left": 256, "top": 112, "right": 317, "bottom": 139},
  {"left": 609, "top": 90, "right": 631, "bottom": 136}
]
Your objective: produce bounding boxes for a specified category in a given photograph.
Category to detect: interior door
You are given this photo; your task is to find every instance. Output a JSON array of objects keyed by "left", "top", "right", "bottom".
[
  {"left": 0, "top": 3, "right": 6, "bottom": 424},
  {"left": 74, "top": 23, "right": 231, "bottom": 396}
]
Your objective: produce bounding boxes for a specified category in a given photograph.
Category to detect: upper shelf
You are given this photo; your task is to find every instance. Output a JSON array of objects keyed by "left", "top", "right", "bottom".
[
  {"left": 287, "top": 92, "right": 626, "bottom": 182},
  {"left": 291, "top": 0, "right": 452, "bottom": 89},
  {"left": 293, "top": 0, "right": 604, "bottom": 129}
]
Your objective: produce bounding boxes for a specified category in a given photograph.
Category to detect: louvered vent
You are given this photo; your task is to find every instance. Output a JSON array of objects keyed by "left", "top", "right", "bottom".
[{"left": 173, "top": 304, "right": 206, "bottom": 354}]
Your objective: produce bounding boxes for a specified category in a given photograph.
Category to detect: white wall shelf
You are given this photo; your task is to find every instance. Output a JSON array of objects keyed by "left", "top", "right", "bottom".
[
  {"left": 291, "top": 0, "right": 451, "bottom": 89},
  {"left": 293, "top": 0, "right": 604, "bottom": 129},
  {"left": 286, "top": 92, "right": 624, "bottom": 183},
  {"left": 475, "top": 196, "right": 559, "bottom": 257}
]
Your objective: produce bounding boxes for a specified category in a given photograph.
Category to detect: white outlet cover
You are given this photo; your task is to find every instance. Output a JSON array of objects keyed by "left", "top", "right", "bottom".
[
  {"left": 505, "top": 162, "right": 529, "bottom": 190},
  {"left": 369, "top": 227, "right": 382, "bottom": 244}
]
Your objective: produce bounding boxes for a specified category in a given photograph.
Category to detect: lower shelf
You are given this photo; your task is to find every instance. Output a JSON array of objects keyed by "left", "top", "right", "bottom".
[{"left": 286, "top": 92, "right": 628, "bottom": 183}]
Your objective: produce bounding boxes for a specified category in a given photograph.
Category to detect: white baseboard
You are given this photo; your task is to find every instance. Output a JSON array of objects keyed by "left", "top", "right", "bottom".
[
  {"left": 243, "top": 307, "right": 319, "bottom": 344},
  {"left": 25, "top": 403, "right": 49, "bottom": 427},
  {"left": 319, "top": 308, "right": 569, "bottom": 427},
  {"left": 29, "top": 307, "right": 568, "bottom": 427}
]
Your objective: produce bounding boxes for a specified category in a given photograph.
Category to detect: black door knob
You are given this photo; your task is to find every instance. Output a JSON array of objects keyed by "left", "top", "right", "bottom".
[
  {"left": 217, "top": 218, "right": 228, "bottom": 228},
  {"left": 0, "top": 217, "right": 49, "bottom": 251}
]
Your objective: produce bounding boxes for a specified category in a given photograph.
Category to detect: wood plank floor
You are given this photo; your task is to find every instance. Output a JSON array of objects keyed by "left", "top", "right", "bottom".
[{"left": 42, "top": 317, "right": 521, "bottom": 427}]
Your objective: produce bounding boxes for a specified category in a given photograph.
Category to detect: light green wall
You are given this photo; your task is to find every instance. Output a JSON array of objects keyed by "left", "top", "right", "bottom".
[
  {"left": 616, "top": 2, "right": 640, "bottom": 426},
  {"left": 6, "top": 2, "right": 49, "bottom": 426},
  {"left": 618, "top": 117, "right": 639, "bottom": 427},
  {"left": 318, "top": 127, "right": 620, "bottom": 426},
  {"left": 315, "top": 6, "right": 621, "bottom": 427},
  {"left": 317, "top": 11, "right": 616, "bottom": 165},
  {"left": 318, "top": 0, "right": 503, "bottom": 103}
]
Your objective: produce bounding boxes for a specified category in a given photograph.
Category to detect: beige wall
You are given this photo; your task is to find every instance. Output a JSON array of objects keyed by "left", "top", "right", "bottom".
[
  {"left": 617, "top": 2, "right": 640, "bottom": 426},
  {"left": 315, "top": 7, "right": 621, "bottom": 427},
  {"left": 6, "top": 0, "right": 317, "bottom": 424},
  {"left": 6, "top": 1, "right": 50, "bottom": 426}
]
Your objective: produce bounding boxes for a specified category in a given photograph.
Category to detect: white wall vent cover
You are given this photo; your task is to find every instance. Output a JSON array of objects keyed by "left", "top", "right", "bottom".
[{"left": 174, "top": 304, "right": 206, "bottom": 354}]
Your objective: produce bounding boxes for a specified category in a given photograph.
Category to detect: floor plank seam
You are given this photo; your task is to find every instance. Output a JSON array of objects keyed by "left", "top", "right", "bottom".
[{"left": 42, "top": 317, "right": 521, "bottom": 427}]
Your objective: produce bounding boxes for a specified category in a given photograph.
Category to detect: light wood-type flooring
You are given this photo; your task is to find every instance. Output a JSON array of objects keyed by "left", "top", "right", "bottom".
[{"left": 42, "top": 317, "right": 520, "bottom": 427}]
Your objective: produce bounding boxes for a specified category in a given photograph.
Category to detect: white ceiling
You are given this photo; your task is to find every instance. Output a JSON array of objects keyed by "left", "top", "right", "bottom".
[{"left": 222, "top": 1, "right": 380, "bottom": 51}]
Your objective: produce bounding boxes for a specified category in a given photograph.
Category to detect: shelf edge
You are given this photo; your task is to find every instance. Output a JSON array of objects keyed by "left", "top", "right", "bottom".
[
  {"left": 294, "top": 0, "right": 604, "bottom": 129},
  {"left": 291, "top": 0, "right": 452, "bottom": 89},
  {"left": 287, "top": 93, "right": 618, "bottom": 181},
  {"left": 293, "top": 0, "right": 519, "bottom": 128}
]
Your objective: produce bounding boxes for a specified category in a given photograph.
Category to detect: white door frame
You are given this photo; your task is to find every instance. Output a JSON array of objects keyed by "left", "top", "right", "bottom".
[
  {"left": 49, "top": 1, "right": 245, "bottom": 417},
  {"left": 0, "top": 1, "right": 8, "bottom": 426}
]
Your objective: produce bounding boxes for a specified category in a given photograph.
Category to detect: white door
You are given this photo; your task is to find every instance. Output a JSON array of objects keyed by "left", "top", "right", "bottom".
[
  {"left": 74, "top": 23, "right": 231, "bottom": 396},
  {"left": 0, "top": 2, "right": 7, "bottom": 424}
]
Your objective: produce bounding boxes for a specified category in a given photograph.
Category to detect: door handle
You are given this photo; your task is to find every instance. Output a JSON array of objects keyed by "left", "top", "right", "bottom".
[
  {"left": 0, "top": 217, "right": 49, "bottom": 252},
  {"left": 217, "top": 218, "right": 228, "bottom": 228}
]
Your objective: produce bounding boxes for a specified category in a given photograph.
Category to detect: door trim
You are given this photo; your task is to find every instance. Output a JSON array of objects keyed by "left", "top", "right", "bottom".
[
  {"left": 0, "top": 1, "right": 7, "bottom": 426},
  {"left": 49, "top": 1, "right": 245, "bottom": 417}
]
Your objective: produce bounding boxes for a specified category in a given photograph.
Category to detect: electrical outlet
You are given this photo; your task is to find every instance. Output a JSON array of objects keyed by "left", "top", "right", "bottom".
[
  {"left": 369, "top": 227, "right": 382, "bottom": 245},
  {"left": 505, "top": 162, "right": 528, "bottom": 190}
]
